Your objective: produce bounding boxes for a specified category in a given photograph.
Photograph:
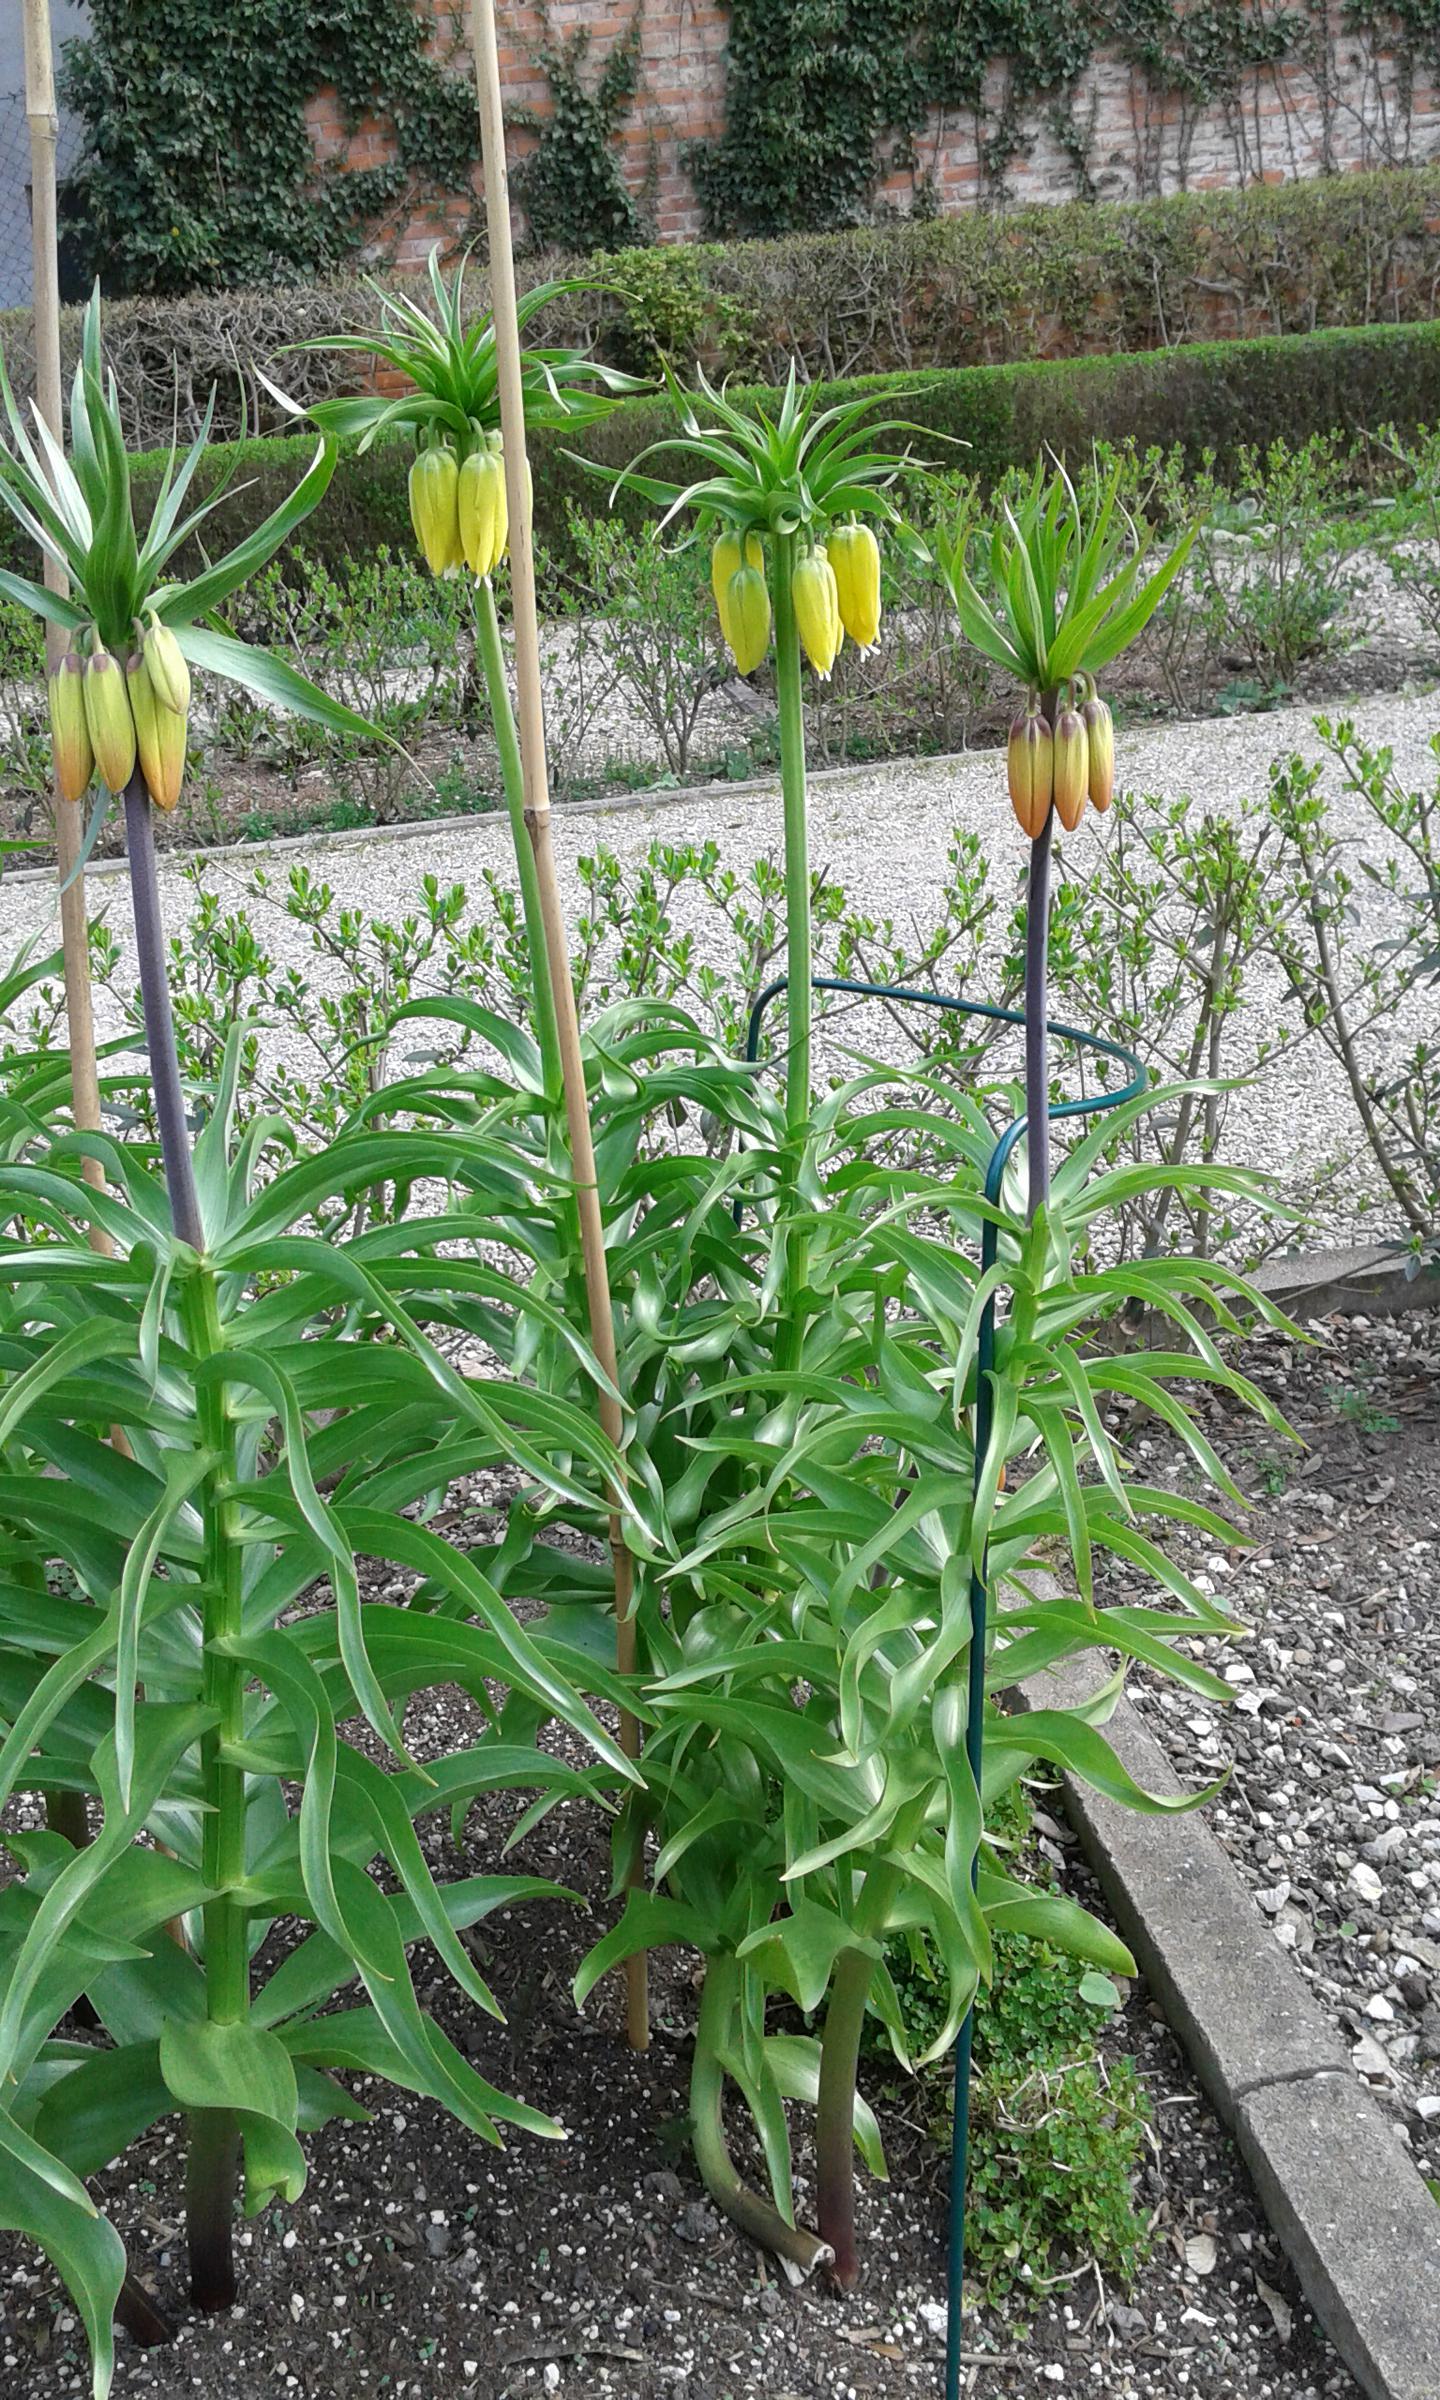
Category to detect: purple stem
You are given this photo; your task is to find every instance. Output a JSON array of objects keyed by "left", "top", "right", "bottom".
[
  {"left": 123, "top": 774, "right": 203, "bottom": 1251},
  {"left": 1024, "top": 801, "right": 1055, "bottom": 1220}
]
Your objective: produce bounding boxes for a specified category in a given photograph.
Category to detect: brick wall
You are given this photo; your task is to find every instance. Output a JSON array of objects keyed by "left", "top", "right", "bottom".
[{"left": 304, "top": 3, "right": 1440, "bottom": 261}]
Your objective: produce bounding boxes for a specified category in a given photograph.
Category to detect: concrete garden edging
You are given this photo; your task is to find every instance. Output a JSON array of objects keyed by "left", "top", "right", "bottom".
[
  {"left": 0, "top": 741, "right": 879, "bottom": 887},
  {"left": 1015, "top": 1654, "right": 1440, "bottom": 2400},
  {"left": 1249, "top": 1245, "right": 1440, "bottom": 1323}
]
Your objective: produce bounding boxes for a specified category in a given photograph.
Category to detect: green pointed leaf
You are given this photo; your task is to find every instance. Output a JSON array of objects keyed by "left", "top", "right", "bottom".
[
  {"left": 32, "top": 2041, "right": 171, "bottom": 2179},
  {"left": 0, "top": 2111, "right": 124, "bottom": 2400},
  {"left": 158, "top": 2019, "right": 298, "bottom": 2130}
]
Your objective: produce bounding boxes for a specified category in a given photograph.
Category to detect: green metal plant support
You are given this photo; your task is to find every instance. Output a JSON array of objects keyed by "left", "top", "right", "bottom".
[{"left": 743, "top": 972, "right": 1145, "bottom": 2390}]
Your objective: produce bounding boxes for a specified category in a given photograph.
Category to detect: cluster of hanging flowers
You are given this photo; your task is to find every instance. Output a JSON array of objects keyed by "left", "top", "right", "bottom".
[
  {"left": 49, "top": 614, "right": 190, "bottom": 812},
  {"left": 711, "top": 518, "right": 883, "bottom": 680},
  {"left": 1006, "top": 673, "right": 1115, "bottom": 839},
  {"left": 409, "top": 430, "right": 531, "bottom": 581}
]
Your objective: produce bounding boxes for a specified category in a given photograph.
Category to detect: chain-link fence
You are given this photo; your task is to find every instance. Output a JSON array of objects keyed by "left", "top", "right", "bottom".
[{"left": 0, "top": 92, "right": 85, "bottom": 312}]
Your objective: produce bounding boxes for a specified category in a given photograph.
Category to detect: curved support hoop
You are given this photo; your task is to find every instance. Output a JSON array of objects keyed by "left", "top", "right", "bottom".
[{"left": 742, "top": 973, "right": 1145, "bottom": 2391}]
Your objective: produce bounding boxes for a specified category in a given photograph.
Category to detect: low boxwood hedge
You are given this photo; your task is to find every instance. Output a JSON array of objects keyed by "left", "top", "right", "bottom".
[
  {"left": 7, "top": 317, "right": 1438, "bottom": 589},
  {"left": 6, "top": 162, "right": 1440, "bottom": 451}
]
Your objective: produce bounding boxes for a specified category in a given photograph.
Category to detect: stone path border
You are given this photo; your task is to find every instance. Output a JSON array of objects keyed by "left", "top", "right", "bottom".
[
  {"left": 1016, "top": 1655, "right": 1440, "bottom": 2400},
  {"left": 0, "top": 748, "right": 869, "bottom": 887},
  {"left": 1250, "top": 1244, "right": 1440, "bottom": 1322}
]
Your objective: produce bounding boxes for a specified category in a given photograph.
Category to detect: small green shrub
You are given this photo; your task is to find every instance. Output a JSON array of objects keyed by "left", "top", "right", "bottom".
[
  {"left": 1369, "top": 423, "right": 1440, "bottom": 658},
  {"left": 880, "top": 1923, "right": 1154, "bottom": 2308},
  {"left": 589, "top": 241, "right": 756, "bottom": 376},
  {"left": 967, "top": 2039, "right": 1154, "bottom": 2304},
  {"left": 219, "top": 543, "right": 478, "bottom": 815},
  {"left": 558, "top": 508, "right": 731, "bottom": 777}
]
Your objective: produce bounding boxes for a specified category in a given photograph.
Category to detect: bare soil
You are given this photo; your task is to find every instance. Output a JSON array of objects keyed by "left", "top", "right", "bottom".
[{"left": 2, "top": 1686, "right": 1360, "bottom": 2400}]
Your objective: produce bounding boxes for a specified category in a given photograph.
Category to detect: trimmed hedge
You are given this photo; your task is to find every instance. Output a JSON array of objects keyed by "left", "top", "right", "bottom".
[
  {"left": 4, "top": 317, "right": 1438, "bottom": 592},
  {"left": 4, "top": 164, "right": 1440, "bottom": 449}
]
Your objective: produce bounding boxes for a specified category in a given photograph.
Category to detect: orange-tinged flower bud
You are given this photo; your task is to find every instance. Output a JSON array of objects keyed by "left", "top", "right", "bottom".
[
  {"left": 724, "top": 561, "right": 771, "bottom": 675},
  {"left": 1053, "top": 700, "right": 1089, "bottom": 832},
  {"left": 127, "top": 651, "right": 187, "bottom": 812},
  {"left": 48, "top": 650, "right": 93, "bottom": 802},
  {"left": 408, "top": 445, "right": 462, "bottom": 577},
  {"left": 1007, "top": 702, "right": 1052, "bottom": 840},
  {"left": 826, "top": 521, "right": 881, "bottom": 648},
  {"left": 792, "top": 546, "right": 842, "bottom": 677},
  {"left": 83, "top": 646, "right": 137, "bottom": 794},
  {"left": 1080, "top": 682, "right": 1115, "bottom": 812}
]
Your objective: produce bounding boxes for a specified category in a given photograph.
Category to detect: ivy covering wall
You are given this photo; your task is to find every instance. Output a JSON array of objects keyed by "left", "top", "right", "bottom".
[
  {"left": 59, "top": 0, "right": 477, "bottom": 293},
  {"left": 52, "top": 0, "right": 1440, "bottom": 294},
  {"left": 690, "top": 0, "right": 1440, "bottom": 235}
]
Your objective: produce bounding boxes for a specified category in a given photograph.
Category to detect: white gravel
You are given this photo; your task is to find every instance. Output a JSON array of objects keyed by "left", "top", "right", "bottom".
[{"left": 4, "top": 685, "right": 1438, "bottom": 1246}]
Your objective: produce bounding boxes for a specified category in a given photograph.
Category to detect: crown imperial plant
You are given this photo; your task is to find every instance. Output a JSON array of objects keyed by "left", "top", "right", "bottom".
[
  {"left": 0, "top": 279, "right": 643, "bottom": 2400},
  {"left": 301, "top": 247, "right": 644, "bottom": 1104}
]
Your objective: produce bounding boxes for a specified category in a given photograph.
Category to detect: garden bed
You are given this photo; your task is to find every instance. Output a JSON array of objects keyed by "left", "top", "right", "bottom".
[
  {"left": 2, "top": 268, "right": 1434, "bottom": 2400},
  {"left": 0, "top": 1724, "right": 1361, "bottom": 2400},
  {"left": 1113, "top": 1306, "right": 1440, "bottom": 2208}
]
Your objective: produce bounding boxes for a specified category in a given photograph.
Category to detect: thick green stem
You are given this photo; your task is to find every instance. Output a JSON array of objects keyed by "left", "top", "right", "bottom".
[
  {"left": 814, "top": 1858, "right": 903, "bottom": 2288},
  {"left": 689, "top": 1954, "right": 833, "bottom": 2275},
  {"left": 126, "top": 759, "right": 247, "bottom": 2304},
  {"left": 182, "top": 1265, "right": 246, "bottom": 2308},
  {"left": 473, "top": 578, "right": 564, "bottom": 1104},
  {"left": 773, "top": 534, "right": 812, "bottom": 1374}
]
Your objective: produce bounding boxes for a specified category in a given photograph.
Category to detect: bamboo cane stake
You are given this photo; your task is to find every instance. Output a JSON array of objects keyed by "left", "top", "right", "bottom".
[
  {"left": 468, "top": 0, "right": 648, "bottom": 2053},
  {"left": 22, "top": 0, "right": 125, "bottom": 1867},
  {"left": 23, "top": 0, "right": 108, "bottom": 1221}
]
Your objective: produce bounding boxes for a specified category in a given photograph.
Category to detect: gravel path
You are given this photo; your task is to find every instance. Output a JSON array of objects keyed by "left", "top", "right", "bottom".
[
  {"left": 5, "top": 685, "right": 1437, "bottom": 1244},
  {"left": 1116, "top": 1308, "right": 1440, "bottom": 2198}
]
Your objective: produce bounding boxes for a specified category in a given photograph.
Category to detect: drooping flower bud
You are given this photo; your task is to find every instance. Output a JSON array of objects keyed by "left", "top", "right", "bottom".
[
  {"left": 141, "top": 615, "right": 191, "bottom": 716},
  {"left": 408, "top": 444, "right": 463, "bottom": 577},
  {"left": 48, "top": 649, "right": 94, "bottom": 802},
  {"left": 127, "top": 650, "right": 187, "bottom": 812},
  {"left": 82, "top": 645, "right": 137, "bottom": 794},
  {"left": 1053, "top": 697, "right": 1089, "bottom": 832},
  {"left": 1079, "top": 677, "right": 1115, "bottom": 812},
  {"left": 1007, "top": 699, "right": 1053, "bottom": 839},
  {"left": 459, "top": 444, "right": 505, "bottom": 580},
  {"left": 826, "top": 521, "right": 881, "bottom": 649},
  {"left": 711, "top": 529, "right": 763, "bottom": 648},
  {"left": 792, "top": 545, "right": 842, "bottom": 678},
  {"left": 724, "top": 561, "right": 772, "bottom": 676}
]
